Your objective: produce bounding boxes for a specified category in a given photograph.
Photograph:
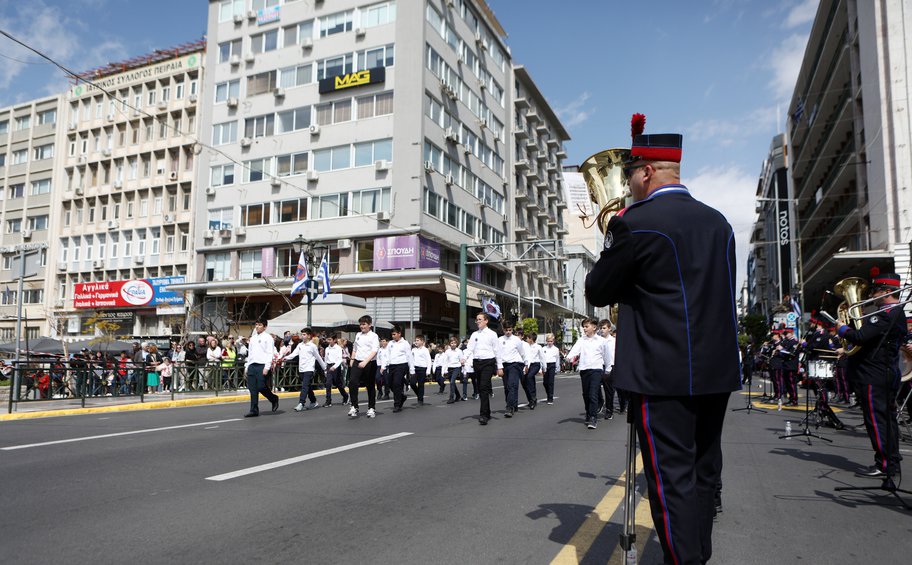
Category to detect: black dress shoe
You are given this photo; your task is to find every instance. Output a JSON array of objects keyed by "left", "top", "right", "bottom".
[
  {"left": 504, "top": 408, "right": 513, "bottom": 418},
  {"left": 446, "top": 399, "right": 456, "bottom": 404},
  {"left": 382, "top": 395, "right": 390, "bottom": 400},
  {"left": 392, "top": 407, "right": 402, "bottom": 413},
  {"left": 479, "top": 417, "right": 488, "bottom": 425},
  {"left": 529, "top": 400, "right": 537, "bottom": 410},
  {"left": 271, "top": 399, "right": 279, "bottom": 412},
  {"left": 244, "top": 412, "right": 259, "bottom": 418}
]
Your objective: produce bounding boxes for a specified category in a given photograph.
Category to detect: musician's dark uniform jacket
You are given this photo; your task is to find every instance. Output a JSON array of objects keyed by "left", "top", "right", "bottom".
[{"left": 584, "top": 187, "right": 741, "bottom": 396}]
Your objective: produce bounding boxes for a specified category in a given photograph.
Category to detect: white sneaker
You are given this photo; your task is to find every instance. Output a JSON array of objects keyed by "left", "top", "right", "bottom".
[
  {"left": 348, "top": 406, "right": 358, "bottom": 417},
  {"left": 294, "top": 403, "right": 304, "bottom": 412},
  {"left": 367, "top": 408, "right": 376, "bottom": 418}
]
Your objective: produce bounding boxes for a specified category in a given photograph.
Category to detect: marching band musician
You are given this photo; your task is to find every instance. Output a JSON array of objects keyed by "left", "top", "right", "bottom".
[
  {"left": 768, "top": 331, "right": 784, "bottom": 405},
  {"left": 836, "top": 272, "right": 905, "bottom": 482},
  {"left": 585, "top": 116, "right": 740, "bottom": 565},
  {"left": 829, "top": 327, "right": 851, "bottom": 404},
  {"left": 779, "top": 328, "right": 800, "bottom": 406}
]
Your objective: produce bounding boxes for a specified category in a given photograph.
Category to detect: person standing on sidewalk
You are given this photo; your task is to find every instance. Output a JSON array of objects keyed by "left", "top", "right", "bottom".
[
  {"left": 348, "top": 315, "right": 380, "bottom": 419},
  {"left": 244, "top": 320, "right": 279, "bottom": 418}
]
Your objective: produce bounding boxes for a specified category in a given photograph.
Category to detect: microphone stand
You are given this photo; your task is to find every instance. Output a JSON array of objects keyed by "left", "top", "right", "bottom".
[
  {"left": 779, "top": 365, "right": 832, "bottom": 445},
  {"left": 732, "top": 364, "right": 766, "bottom": 414}
]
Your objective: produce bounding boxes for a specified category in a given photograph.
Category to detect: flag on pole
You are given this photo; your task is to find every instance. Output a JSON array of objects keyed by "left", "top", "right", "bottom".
[
  {"left": 481, "top": 296, "right": 501, "bottom": 319},
  {"left": 316, "top": 253, "right": 332, "bottom": 298},
  {"left": 290, "top": 251, "right": 309, "bottom": 296},
  {"left": 790, "top": 297, "right": 801, "bottom": 318}
]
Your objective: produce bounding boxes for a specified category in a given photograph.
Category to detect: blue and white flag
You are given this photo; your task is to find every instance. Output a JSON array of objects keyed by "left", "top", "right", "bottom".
[
  {"left": 290, "top": 251, "right": 309, "bottom": 297},
  {"left": 316, "top": 253, "right": 332, "bottom": 298},
  {"left": 481, "top": 296, "right": 501, "bottom": 319},
  {"left": 790, "top": 297, "right": 802, "bottom": 318}
]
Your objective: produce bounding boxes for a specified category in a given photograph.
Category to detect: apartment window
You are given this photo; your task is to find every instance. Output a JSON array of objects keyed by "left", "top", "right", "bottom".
[
  {"left": 357, "top": 44, "right": 394, "bottom": 70},
  {"left": 317, "top": 54, "right": 353, "bottom": 80},
  {"left": 212, "top": 121, "right": 238, "bottom": 145},
  {"left": 32, "top": 143, "right": 54, "bottom": 160},
  {"left": 207, "top": 208, "right": 234, "bottom": 230},
  {"left": 6, "top": 219, "right": 22, "bottom": 233},
  {"left": 239, "top": 250, "right": 263, "bottom": 279},
  {"left": 250, "top": 29, "right": 279, "bottom": 54},
  {"left": 312, "top": 145, "right": 351, "bottom": 172},
  {"left": 153, "top": 196, "right": 163, "bottom": 215},
  {"left": 26, "top": 215, "right": 49, "bottom": 231},
  {"left": 315, "top": 100, "right": 351, "bottom": 126},
  {"left": 150, "top": 229, "right": 160, "bottom": 255},
  {"left": 351, "top": 187, "right": 390, "bottom": 215},
  {"left": 15, "top": 116, "right": 30, "bottom": 130},
  {"left": 205, "top": 252, "right": 231, "bottom": 282},
  {"left": 356, "top": 241, "right": 373, "bottom": 272},
  {"left": 218, "top": 39, "right": 242, "bottom": 63},
  {"left": 361, "top": 1, "right": 396, "bottom": 28},
  {"left": 319, "top": 10, "right": 353, "bottom": 37},
  {"left": 357, "top": 91, "right": 393, "bottom": 119},
  {"left": 251, "top": 0, "right": 279, "bottom": 11},
  {"left": 29, "top": 179, "right": 51, "bottom": 195},
  {"left": 23, "top": 289, "right": 43, "bottom": 304},
  {"left": 283, "top": 20, "right": 314, "bottom": 45},
  {"left": 278, "top": 198, "right": 308, "bottom": 222},
  {"left": 244, "top": 114, "right": 275, "bottom": 138},
  {"left": 37, "top": 109, "right": 57, "bottom": 125},
  {"left": 165, "top": 234, "right": 175, "bottom": 254},
  {"left": 175, "top": 82, "right": 185, "bottom": 99},
  {"left": 276, "top": 152, "right": 308, "bottom": 177},
  {"left": 279, "top": 63, "right": 313, "bottom": 88},
  {"left": 240, "top": 203, "right": 270, "bottom": 226},
  {"left": 354, "top": 138, "right": 392, "bottom": 167},
  {"left": 313, "top": 193, "right": 349, "bottom": 219},
  {"left": 277, "top": 106, "right": 311, "bottom": 133},
  {"left": 247, "top": 71, "right": 277, "bottom": 96},
  {"left": 139, "top": 197, "right": 148, "bottom": 217},
  {"left": 147, "top": 89, "right": 156, "bottom": 106},
  {"left": 12, "top": 149, "right": 27, "bottom": 165},
  {"left": 242, "top": 157, "right": 273, "bottom": 182},
  {"left": 209, "top": 164, "right": 236, "bottom": 187},
  {"left": 215, "top": 80, "right": 240, "bottom": 103},
  {"left": 0, "top": 120, "right": 8, "bottom": 133},
  {"left": 8, "top": 183, "right": 24, "bottom": 199},
  {"left": 218, "top": 0, "right": 244, "bottom": 21}
]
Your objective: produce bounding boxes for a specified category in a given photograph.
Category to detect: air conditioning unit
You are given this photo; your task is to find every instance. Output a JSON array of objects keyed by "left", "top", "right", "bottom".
[
  {"left": 205, "top": 187, "right": 216, "bottom": 196},
  {"left": 226, "top": 97, "right": 239, "bottom": 108},
  {"left": 445, "top": 174, "right": 455, "bottom": 186},
  {"left": 376, "top": 211, "right": 390, "bottom": 221},
  {"left": 107, "top": 220, "right": 119, "bottom": 230},
  {"left": 336, "top": 238, "right": 352, "bottom": 249},
  {"left": 93, "top": 259, "right": 104, "bottom": 269},
  {"left": 306, "top": 170, "right": 320, "bottom": 181},
  {"left": 270, "top": 176, "right": 281, "bottom": 188},
  {"left": 188, "top": 94, "right": 198, "bottom": 104},
  {"left": 133, "top": 255, "right": 144, "bottom": 264},
  {"left": 475, "top": 33, "right": 487, "bottom": 51},
  {"left": 478, "top": 79, "right": 486, "bottom": 91},
  {"left": 113, "top": 180, "right": 123, "bottom": 190},
  {"left": 374, "top": 160, "right": 390, "bottom": 171},
  {"left": 423, "top": 160, "right": 434, "bottom": 173},
  {"left": 54, "top": 298, "right": 64, "bottom": 308},
  {"left": 301, "top": 38, "right": 313, "bottom": 49},
  {"left": 246, "top": 9, "right": 257, "bottom": 19},
  {"left": 445, "top": 128, "right": 459, "bottom": 143},
  {"left": 446, "top": 0, "right": 455, "bottom": 7},
  {"left": 274, "top": 87, "right": 285, "bottom": 98},
  {"left": 21, "top": 229, "right": 32, "bottom": 240},
  {"left": 157, "top": 101, "right": 167, "bottom": 110},
  {"left": 204, "top": 230, "right": 215, "bottom": 239},
  {"left": 244, "top": 53, "right": 255, "bottom": 63},
  {"left": 229, "top": 54, "right": 241, "bottom": 66},
  {"left": 219, "top": 228, "right": 232, "bottom": 238},
  {"left": 355, "top": 27, "right": 366, "bottom": 37},
  {"left": 239, "top": 137, "right": 252, "bottom": 147},
  {"left": 479, "top": 118, "right": 489, "bottom": 129},
  {"left": 75, "top": 187, "right": 85, "bottom": 196},
  {"left": 57, "top": 262, "right": 68, "bottom": 272},
  {"left": 233, "top": 13, "right": 243, "bottom": 24},
  {"left": 235, "top": 226, "right": 247, "bottom": 236},
  {"left": 102, "top": 148, "right": 112, "bottom": 157},
  {"left": 106, "top": 114, "right": 115, "bottom": 122},
  {"left": 309, "top": 124, "right": 321, "bottom": 135},
  {"left": 163, "top": 214, "right": 175, "bottom": 223},
  {"left": 457, "top": 55, "right": 465, "bottom": 65}
]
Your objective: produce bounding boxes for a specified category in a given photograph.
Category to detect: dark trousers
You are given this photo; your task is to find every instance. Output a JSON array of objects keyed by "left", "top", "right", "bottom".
[
  {"left": 543, "top": 362, "right": 556, "bottom": 402},
  {"left": 297, "top": 371, "right": 316, "bottom": 404},
  {"left": 579, "top": 369, "right": 602, "bottom": 422},
  {"left": 771, "top": 368, "right": 783, "bottom": 399},
  {"left": 600, "top": 370, "right": 616, "bottom": 415},
  {"left": 325, "top": 367, "right": 347, "bottom": 403},
  {"left": 410, "top": 367, "right": 426, "bottom": 401},
  {"left": 630, "top": 392, "right": 730, "bottom": 565},
  {"left": 435, "top": 367, "right": 445, "bottom": 391},
  {"left": 474, "top": 358, "right": 496, "bottom": 419},
  {"left": 503, "top": 362, "right": 523, "bottom": 410},
  {"left": 447, "top": 367, "right": 462, "bottom": 401},
  {"left": 247, "top": 363, "right": 278, "bottom": 415},
  {"left": 349, "top": 360, "right": 377, "bottom": 410},
  {"left": 858, "top": 382, "right": 902, "bottom": 475},
  {"left": 834, "top": 366, "right": 850, "bottom": 401},
  {"left": 784, "top": 369, "right": 798, "bottom": 403},
  {"left": 389, "top": 362, "right": 409, "bottom": 409},
  {"left": 522, "top": 363, "right": 539, "bottom": 404}
]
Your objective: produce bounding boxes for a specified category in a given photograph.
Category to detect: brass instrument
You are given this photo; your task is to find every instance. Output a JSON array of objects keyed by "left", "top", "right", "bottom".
[
  {"left": 580, "top": 149, "right": 631, "bottom": 329},
  {"left": 834, "top": 277, "right": 868, "bottom": 356}
]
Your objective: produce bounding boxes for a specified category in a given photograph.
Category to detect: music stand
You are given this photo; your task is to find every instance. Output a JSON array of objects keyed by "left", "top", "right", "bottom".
[
  {"left": 732, "top": 369, "right": 766, "bottom": 414},
  {"left": 779, "top": 368, "right": 832, "bottom": 445}
]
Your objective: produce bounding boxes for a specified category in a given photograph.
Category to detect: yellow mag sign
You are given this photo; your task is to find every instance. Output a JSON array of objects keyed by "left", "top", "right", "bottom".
[{"left": 318, "top": 66, "right": 386, "bottom": 94}]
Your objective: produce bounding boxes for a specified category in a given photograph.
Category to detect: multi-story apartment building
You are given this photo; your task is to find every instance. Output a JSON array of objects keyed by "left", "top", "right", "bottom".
[
  {"left": 170, "top": 0, "right": 569, "bottom": 339},
  {"left": 785, "top": 0, "right": 912, "bottom": 311},
  {"left": 50, "top": 41, "right": 205, "bottom": 339},
  {"left": 0, "top": 95, "right": 63, "bottom": 339}
]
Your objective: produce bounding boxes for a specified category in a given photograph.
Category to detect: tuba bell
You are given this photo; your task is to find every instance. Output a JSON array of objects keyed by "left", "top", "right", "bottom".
[
  {"left": 834, "top": 276, "right": 868, "bottom": 356},
  {"left": 579, "top": 148, "right": 632, "bottom": 234}
]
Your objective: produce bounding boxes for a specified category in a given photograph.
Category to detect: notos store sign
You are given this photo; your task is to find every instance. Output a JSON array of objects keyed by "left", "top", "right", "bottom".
[
  {"left": 74, "top": 277, "right": 185, "bottom": 309},
  {"left": 318, "top": 66, "right": 385, "bottom": 94}
]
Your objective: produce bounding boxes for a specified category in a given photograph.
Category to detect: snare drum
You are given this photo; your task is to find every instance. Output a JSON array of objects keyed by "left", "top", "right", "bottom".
[{"left": 812, "top": 359, "right": 834, "bottom": 380}]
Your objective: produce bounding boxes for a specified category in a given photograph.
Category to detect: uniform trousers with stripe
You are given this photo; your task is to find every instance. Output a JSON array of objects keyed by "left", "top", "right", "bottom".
[
  {"left": 629, "top": 392, "right": 730, "bottom": 565},
  {"left": 858, "top": 381, "right": 902, "bottom": 475}
]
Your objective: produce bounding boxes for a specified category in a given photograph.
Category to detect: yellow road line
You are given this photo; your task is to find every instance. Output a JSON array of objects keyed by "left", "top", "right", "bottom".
[
  {"left": 551, "top": 454, "right": 646, "bottom": 564},
  {"left": 608, "top": 488, "right": 655, "bottom": 564}
]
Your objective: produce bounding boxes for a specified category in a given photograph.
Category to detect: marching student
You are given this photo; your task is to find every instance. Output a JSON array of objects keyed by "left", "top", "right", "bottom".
[
  {"left": 566, "top": 318, "right": 612, "bottom": 429},
  {"left": 432, "top": 342, "right": 447, "bottom": 394},
  {"left": 377, "top": 337, "right": 390, "bottom": 400},
  {"left": 410, "top": 335, "right": 432, "bottom": 405},
  {"left": 598, "top": 319, "right": 623, "bottom": 418},
  {"left": 541, "top": 333, "right": 560, "bottom": 404},
  {"left": 463, "top": 350, "right": 477, "bottom": 400},
  {"left": 444, "top": 337, "right": 465, "bottom": 404},
  {"left": 499, "top": 321, "right": 528, "bottom": 417},
  {"left": 244, "top": 319, "right": 280, "bottom": 417},
  {"left": 348, "top": 315, "right": 380, "bottom": 419},
  {"left": 322, "top": 334, "right": 349, "bottom": 406},
  {"left": 465, "top": 313, "right": 504, "bottom": 425},
  {"left": 283, "top": 328, "right": 325, "bottom": 412},
  {"left": 522, "top": 332, "right": 542, "bottom": 409},
  {"left": 386, "top": 325, "right": 415, "bottom": 413}
]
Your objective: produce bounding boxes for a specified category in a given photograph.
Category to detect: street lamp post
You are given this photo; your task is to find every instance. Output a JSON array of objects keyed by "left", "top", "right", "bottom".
[{"left": 291, "top": 234, "right": 327, "bottom": 329}]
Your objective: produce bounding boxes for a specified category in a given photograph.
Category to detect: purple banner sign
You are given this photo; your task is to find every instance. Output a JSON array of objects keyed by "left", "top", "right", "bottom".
[
  {"left": 419, "top": 238, "right": 440, "bottom": 268},
  {"left": 374, "top": 235, "right": 441, "bottom": 271}
]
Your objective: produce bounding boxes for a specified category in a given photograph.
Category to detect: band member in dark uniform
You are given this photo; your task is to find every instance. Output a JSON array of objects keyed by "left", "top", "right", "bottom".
[
  {"left": 829, "top": 327, "right": 851, "bottom": 403},
  {"left": 768, "top": 331, "right": 784, "bottom": 403},
  {"left": 836, "top": 272, "right": 906, "bottom": 482},
  {"left": 780, "top": 327, "right": 800, "bottom": 406},
  {"left": 585, "top": 116, "right": 740, "bottom": 565}
]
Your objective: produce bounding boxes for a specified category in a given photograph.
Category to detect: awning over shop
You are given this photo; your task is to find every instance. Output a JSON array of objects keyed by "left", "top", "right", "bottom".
[{"left": 267, "top": 293, "right": 393, "bottom": 335}]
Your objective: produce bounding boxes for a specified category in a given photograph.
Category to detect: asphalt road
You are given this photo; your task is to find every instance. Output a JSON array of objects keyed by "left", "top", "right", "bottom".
[{"left": 1, "top": 376, "right": 910, "bottom": 565}]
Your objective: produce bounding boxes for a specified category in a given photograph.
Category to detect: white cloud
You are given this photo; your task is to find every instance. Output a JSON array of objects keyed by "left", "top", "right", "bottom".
[
  {"left": 684, "top": 165, "right": 758, "bottom": 289},
  {"left": 784, "top": 0, "right": 818, "bottom": 28},
  {"left": 766, "top": 32, "right": 810, "bottom": 99},
  {"left": 685, "top": 105, "right": 778, "bottom": 145},
  {"left": 555, "top": 91, "right": 593, "bottom": 128}
]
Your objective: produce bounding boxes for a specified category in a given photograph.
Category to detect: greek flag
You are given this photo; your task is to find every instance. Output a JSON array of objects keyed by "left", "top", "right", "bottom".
[
  {"left": 481, "top": 296, "right": 501, "bottom": 319},
  {"left": 316, "top": 253, "right": 332, "bottom": 298},
  {"left": 290, "top": 251, "right": 309, "bottom": 297},
  {"left": 790, "top": 297, "right": 802, "bottom": 318}
]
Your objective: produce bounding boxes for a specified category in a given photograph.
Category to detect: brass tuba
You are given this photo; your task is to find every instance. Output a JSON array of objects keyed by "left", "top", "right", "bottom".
[
  {"left": 579, "top": 148, "right": 632, "bottom": 234},
  {"left": 834, "top": 276, "right": 868, "bottom": 356}
]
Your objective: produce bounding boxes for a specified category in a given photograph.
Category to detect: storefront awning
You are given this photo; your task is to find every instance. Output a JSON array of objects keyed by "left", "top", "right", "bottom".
[{"left": 267, "top": 293, "right": 393, "bottom": 334}]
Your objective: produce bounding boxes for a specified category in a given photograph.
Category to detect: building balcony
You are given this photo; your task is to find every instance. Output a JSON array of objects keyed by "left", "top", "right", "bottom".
[
  {"left": 513, "top": 123, "right": 528, "bottom": 139},
  {"left": 515, "top": 96, "right": 530, "bottom": 109},
  {"left": 555, "top": 148, "right": 567, "bottom": 159},
  {"left": 525, "top": 109, "right": 540, "bottom": 122},
  {"left": 514, "top": 158, "right": 530, "bottom": 171}
]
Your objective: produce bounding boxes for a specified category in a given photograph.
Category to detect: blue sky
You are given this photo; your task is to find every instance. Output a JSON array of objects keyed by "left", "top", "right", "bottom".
[{"left": 0, "top": 0, "right": 818, "bottom": 289}]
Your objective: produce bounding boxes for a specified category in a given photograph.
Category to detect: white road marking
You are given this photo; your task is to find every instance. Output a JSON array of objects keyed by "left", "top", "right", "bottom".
[
  {"left": 205, "top": 432, "right": 414, "bottom": 482},
  {"left": 1, "top": 419, "right": 243, "bottom": 451},
  {"left": 204, "top": 426, "right": 219, "bottom": 430}
]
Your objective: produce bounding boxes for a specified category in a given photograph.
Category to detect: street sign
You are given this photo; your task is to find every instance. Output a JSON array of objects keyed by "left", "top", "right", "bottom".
[{"left": 305, "top": 279, "right": 319, "bottom": 302}]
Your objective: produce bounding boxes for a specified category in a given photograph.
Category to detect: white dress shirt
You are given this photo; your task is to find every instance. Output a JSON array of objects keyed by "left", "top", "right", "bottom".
[
  {"left": 353, "top": 330, "right": 380, "bottom": 363},
  {"left": 567, "top": 334, "right": 611, "bottom": 371},
  {"left": 500, "top": 334, "right": 528, "bottom": 366},
  {"left": 466, "top": 327, "right": 503, "bottom": 369},
  {"left": 246, "top": 331, "right": 275, "bottom": 369},
  {"left": 527, "top": 342, "right": 544, "bottom": 365},
  {"left": 541, "top": 344, "right": 560, "bottom": 365},
  {"left": 605, "top": 334, "right": 616, "bottom": 371},
  {"left": 386, "top": 338, "right": 415, "bottom": 374},
  {"left": 324, "top": 343, "right": 343, "bottom": 369},
  {"left": 283, "top": 341, "right": 326, "bottom": 373},
  {"left": 443, "top": 347, "right": 464, "bottom": 369},
  {"left": 413, "top": 346, "right": 431, "bottom": 369},
  {"left": 377, "top": 345, "right": 389, "bottom": 370}
]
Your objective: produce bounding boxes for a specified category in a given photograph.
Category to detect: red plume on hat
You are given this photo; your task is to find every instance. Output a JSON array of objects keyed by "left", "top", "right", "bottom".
[
  {"left": 631, "top": 113, "right": 646, "bottom": 140},
  {"left": 870, "top": 266, "right": 881, "bottom": 277}
]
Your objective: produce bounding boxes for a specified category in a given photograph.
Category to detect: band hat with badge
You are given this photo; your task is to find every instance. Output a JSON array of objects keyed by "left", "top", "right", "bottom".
[{"left": 627, "top": 113, "right": 683, "bottom": 164}]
